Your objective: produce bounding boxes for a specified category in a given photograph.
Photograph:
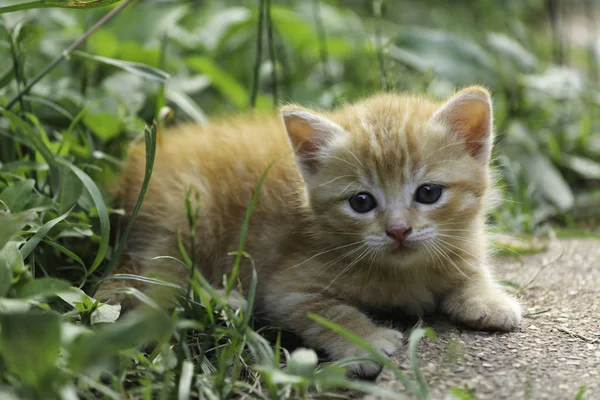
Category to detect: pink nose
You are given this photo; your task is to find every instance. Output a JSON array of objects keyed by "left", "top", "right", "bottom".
[{"left": 386, "top": 225, "right": 413, "bottom": 244}]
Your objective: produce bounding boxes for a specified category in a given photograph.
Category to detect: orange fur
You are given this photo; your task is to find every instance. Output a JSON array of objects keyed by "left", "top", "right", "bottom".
[{"left": 98, "top": 86, "right": 521, "bottom": 378}]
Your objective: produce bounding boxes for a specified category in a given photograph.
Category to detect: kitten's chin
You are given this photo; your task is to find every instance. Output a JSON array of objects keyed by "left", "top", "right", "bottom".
[
  {"left": 390, "top": 245, "right": 416, "bottom": 255},
  {"left": 385, "top": 242, "right": 428, "bottom": 265}
]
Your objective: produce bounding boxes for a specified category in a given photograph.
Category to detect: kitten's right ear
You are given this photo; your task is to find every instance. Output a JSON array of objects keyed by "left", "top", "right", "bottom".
[{"left": 281, "top": 106, "right": 345, "bottom": 176}]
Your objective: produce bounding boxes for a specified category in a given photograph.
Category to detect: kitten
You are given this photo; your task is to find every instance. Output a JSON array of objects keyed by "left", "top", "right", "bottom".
[{"left": 98, "top": 86, "right": 521, "bottom": 378}]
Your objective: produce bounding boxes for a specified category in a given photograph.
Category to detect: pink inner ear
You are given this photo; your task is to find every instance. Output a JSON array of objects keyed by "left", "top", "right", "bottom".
[
  {"left": 296, "top": 139, "right": 321, "bottom": 174},
  {"left": 457, "top": 101, "right": 491, "bottom": 158},
  {"left": 434, "top": 88, "right": 493, "bottom": 160},
  {"left": 282, "top": 109, "right": 346, "bottom": 175},
  {"left": 283, "top": 114, "right": 323, "bottom": 173}
]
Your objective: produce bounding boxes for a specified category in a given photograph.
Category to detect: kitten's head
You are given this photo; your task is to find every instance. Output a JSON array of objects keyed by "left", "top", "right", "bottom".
[{"left": 281, "top": 86, "right": 493, "bottom": 267}]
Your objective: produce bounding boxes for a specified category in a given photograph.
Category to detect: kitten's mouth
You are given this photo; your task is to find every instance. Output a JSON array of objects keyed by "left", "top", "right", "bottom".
[{"left": 390, "top": 242, "right": 416, "bottom": 254}]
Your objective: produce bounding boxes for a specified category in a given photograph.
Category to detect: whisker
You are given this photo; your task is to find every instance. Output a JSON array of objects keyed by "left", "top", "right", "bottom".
[
  {"left": 344, "top": 148, "right": 365, "bottom": 168},
  {"left": 328, "top": 155, "right": 360, "bottom": 170},
  {"left": 425, "top": 241, "right": 445, "bottom": 271},
  {"left": 314, "top": 244, "right": 367, "bottom": 279},
  {"left": 318, "top": 246, "right": 371, "bottom": 294},
  {"left": 314, "top": 175, "right": 355, "bottom": 188},
  {"left": 436, "top": 238, "right": 485, "bottom": 263},
  {"left": 430, "top": 240, "right": 472, "bottom": 280},
  {"left": 282, "top": 240, "right": 364, "bottom": 272},
  {"left": 435, "top": 239, "right": 482, "bottom": 273}
]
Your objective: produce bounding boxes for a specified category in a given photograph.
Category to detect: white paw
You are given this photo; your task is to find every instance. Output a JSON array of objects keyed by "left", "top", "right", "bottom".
[
  {"left": 443, "top": 291, "right": 522, "bottom": 331},
  {"left": 344, "top": 328, "right": 404, "bottom": 379}
]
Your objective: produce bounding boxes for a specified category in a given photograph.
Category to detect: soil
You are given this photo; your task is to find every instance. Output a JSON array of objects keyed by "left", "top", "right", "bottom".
[{"left": 368, "top": 239, "right": 600, "bottom": 400}]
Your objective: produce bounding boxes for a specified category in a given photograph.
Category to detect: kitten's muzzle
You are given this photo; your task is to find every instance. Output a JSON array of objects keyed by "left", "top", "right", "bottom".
[{"left": 385, "top": 224, "right": 412, "bottom": 247}]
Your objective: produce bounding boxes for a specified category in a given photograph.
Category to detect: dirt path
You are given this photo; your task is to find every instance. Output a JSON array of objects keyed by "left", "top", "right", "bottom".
[{"left": 371, "top": 239, "right": 600, "bottom": 400}]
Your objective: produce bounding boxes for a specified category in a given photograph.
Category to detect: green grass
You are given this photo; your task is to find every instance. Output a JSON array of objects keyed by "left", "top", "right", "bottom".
[{"left": 0, "top": 0, "right": 599, "bottom": 399}]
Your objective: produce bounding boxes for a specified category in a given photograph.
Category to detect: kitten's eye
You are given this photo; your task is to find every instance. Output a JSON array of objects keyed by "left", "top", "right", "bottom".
[
  {"left": 348, "top": 192, "right": 377, "bottom": 213},
  {"left": 415, "top": 184, "right": 443, "bottom": 204}
]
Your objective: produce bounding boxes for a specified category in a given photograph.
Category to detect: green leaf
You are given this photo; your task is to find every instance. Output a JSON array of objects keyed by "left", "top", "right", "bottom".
[
  {"left": 41, "top": 239, "right": 86, "bottom": 269},
  {"left": 0, "top": 241, "right": 25, "bottom": 296},
  {"left": 83, "top": 113, "right": 122, "bottom": 142},
  {"left": 0, "top": 0, "right": 122, "bottom": 14},
  {"left": 486, "top": 33, "right": 537, "bottom": 72},
  {"left": 186, "top": 56, "right": 248, "bottom": 108},
  {"left": 0, "top": 298, "right": 32, "bottom": 313},
  {"left": 73, "top": 51, "right": 170, "bottom": 83},
  {"left": 0, "top": 212, "right": 31, "bottom": 250},
  {"left": 0, "top": 67, "right": 15, "bottom": 90},
  {"left": 445, "top": 386, "right": 476, "bottom": 400},
  {"left": 90, "top": 302, "right": 121, "bottom": 325},
  {"left": 14, "top": 277, "right": 71, "bottom": 299},
  {"left": 562, "top": 154, "right": 600, "bottom": 180},
  {"left": 55, "top": 159, "right": 109, "bottom": 276},
  {"left": 520, "top": 154, "right": 574, "bottom": 210},
  {"left": 0, "top": 260, "right": 11, "bottom": 297},
  {"left": 58, "top": 165, "right": 84, "bottom": 213},
  {"left": 0, "top": 310, "right": 61, "bottom": 391},
  {"left": 58, "top": 286, "right": 121, "bottom": 324},
  {"left": 68, "top": 309, "right": 173, "bottom": 372},
  {"left": 0, "top": 385, "right": 21, "bottom": 400},
  {"left": 0, "top": 179, "right": 35, "bottom": 213},
  {"left": 0, "top": 110, "right": 59, "bottom": 190},
  {"left": 20, "top": 207, "right": 73, "bottom": 259},
  {"left": 390, "top": 27, "right": 496, "bottom": 86},
  {"left": 165, "top": 89, "right": 209, "bottom": 125}
]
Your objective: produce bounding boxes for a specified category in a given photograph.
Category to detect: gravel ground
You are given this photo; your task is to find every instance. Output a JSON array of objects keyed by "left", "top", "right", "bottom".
[{"left": 369, "top": 239, "right": 600, "bottom": 400}]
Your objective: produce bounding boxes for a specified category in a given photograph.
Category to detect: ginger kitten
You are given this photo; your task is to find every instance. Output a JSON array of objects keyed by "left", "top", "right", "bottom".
[{"left": 98, "top": 86, "right": 521, "bottom": 378}]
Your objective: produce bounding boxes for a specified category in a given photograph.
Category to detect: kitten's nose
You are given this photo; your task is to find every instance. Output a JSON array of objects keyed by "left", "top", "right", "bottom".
[{"left": 386, "top": 225, "right": 413, "bottom": 244}]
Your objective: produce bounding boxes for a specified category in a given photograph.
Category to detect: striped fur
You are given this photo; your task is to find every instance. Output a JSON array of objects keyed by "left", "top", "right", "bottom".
[{"left": 98, "top": 86, "right": 521, "bottom": 378}]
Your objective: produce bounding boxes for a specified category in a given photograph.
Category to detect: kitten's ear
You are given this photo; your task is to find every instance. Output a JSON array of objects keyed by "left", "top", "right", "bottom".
[
  {"left": 281, "top": 106, "right": 345, "bottom": 176},
  {"left": 431, "top": 86, "right": 493, "bottom": 163}
]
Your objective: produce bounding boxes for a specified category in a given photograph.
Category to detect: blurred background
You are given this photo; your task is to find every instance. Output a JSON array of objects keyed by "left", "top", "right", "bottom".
[
  {"left": 2, "top": 0, "right": 600, "bottom": 237},
  {"left": 1, "top": 1, "right": 600, "bottom": 398}
]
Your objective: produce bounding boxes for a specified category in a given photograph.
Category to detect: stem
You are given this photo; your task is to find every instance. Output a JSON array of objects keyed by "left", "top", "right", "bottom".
[
  {"left": 0, "top": 0, "right": 122, "bottom": 14},
  {"left": 373, "top": 0, "right": 388, "bottom": 90},
  {"left": 545, "top": 0, "right": 563, "bottom": 65},
  {"left": 249, "top": 0, "right": 265, "bottom": 108},
  {"left": 8, "top": 33, "right": 26, "bottom": 113},
  {"left": 265, "top": 0, "right": 278, "bottom": 107},
  {"left": 4, "top": 0, "right": 136, "bottom": 111},
  {"left": 312, "top": 0, "right": 332, "bottom": 89}
]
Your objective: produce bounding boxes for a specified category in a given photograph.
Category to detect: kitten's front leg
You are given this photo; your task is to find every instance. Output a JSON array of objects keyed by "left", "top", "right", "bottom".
[
  {"left": 266, "top": 289, "right": 403, "bottom": 378},
  {"left": 441, "top": 266, "right": 522, "bottom": 331}
]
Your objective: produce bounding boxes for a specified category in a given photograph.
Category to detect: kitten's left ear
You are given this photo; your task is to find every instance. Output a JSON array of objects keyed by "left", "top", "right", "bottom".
[
  {"left": 431, "top": 86, "right": 493, "bottom": 163},
  {"left": 280, "top": 106, "right": 345, "bottom": 177}
]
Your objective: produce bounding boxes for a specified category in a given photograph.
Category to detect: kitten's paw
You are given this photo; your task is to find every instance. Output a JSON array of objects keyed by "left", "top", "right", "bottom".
[
  {"left": 344, "top": 328, "right": 404, "bottom": 380},
  {"left": 443, "top": 291, "right": 522, "bottom": 331}
]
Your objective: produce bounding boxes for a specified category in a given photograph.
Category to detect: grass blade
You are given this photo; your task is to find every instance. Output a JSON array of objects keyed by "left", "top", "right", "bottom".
[
  {"left": 55, "top": 159, "right": 109, "bottom": 277},
  {"left": 73, "top": 51, "right": 170, "bottom": 83},
  {"left": 20, "top": 206, "right": 73, "bottom": 259},
  {"left": 227, "top": 159, "right": 277, "bottom": 292},
  {"left": 96, "top": 122, "right": 157, "bottom": 286},
  {"left": 0, "top": 0, "right": 122, "bottom": 14},
  {"left": 41, "top": 239, "right": 85, "bottom": 270},
  {"left": 407, "top": 325, "right": 435, "bottom": 400},
  {"left": 308, "top": 312, "right": 419, "bottom": 395},
  {"left": 177, "top": 360, "right": 194, "bottom": 400}
]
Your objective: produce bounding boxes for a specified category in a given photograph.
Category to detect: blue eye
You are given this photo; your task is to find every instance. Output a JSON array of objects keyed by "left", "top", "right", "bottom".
[
  {"left": 415, "top": 184, "right": 443, "bottom": 204},
  {"left": 348, "top": 192, "right": 377, "bottom": 213}
]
